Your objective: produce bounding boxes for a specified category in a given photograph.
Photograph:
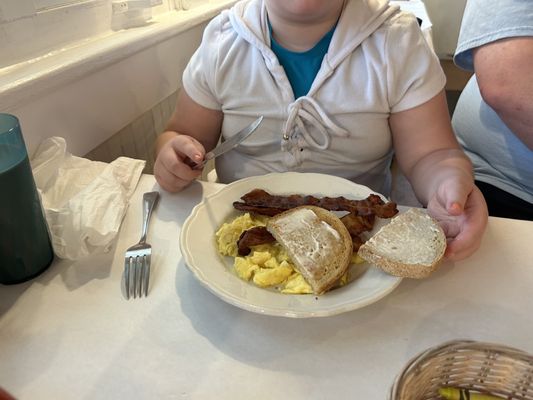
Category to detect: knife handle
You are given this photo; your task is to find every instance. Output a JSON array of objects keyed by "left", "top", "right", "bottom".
[{"left": 183, "top": 156, "right": 204, "bottom": 170}]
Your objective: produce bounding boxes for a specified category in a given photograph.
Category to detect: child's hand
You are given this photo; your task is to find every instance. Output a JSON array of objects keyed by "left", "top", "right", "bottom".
[
  {"left": 427, "top": 179, "right": 488, "bottom": 261},
  {"left": 154, "top": 134, "right": 205, "bottom": 193}
]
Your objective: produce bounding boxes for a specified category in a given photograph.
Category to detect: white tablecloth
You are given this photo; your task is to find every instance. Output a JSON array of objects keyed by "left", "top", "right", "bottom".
[{"left": 1, "top": 175, "right": 533, "bottom": 399}]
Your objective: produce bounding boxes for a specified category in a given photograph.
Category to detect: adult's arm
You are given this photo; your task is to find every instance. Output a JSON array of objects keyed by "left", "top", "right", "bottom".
[{"left": 473, "top": 37, "right": 533, "bottom": 150}]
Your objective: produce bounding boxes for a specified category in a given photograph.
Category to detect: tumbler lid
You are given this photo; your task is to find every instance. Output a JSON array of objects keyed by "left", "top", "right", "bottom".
[{"left": 0, "top": 113, "right": 27, "bottom": 172}]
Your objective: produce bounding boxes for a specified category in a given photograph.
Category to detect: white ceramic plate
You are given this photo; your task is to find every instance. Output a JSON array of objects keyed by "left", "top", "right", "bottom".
[{"left": 179, "top": 172, "right": 402, "bottom": 318}]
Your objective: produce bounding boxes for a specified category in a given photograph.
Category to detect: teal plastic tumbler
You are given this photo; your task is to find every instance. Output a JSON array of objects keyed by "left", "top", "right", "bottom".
[{"left": 0, "top": 114, "right": 54, "bottom": 284}]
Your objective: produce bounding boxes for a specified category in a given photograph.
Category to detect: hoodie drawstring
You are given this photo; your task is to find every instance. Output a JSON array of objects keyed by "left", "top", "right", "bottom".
[{"left": 281, "top": 96, "right": 349, "bottom": 167}]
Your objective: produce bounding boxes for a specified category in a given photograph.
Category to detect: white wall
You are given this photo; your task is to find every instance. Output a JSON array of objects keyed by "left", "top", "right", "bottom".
[
  {"left": 0, "top": 1, "right": 237, "bottom": 156},
  {"left": 0, "top": 0, "right": 176, "bottom": 69},
  {"left": 423, "top": 0, "right": 467, "bottom": 59},
  {"left": 9, "top": 24, "right": 205, "bottom": 157}
]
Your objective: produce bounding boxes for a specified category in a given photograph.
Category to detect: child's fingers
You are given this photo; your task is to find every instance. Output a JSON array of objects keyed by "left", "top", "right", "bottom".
[
  {"left": 170, "top": 135, "right": 205, "bottom": 167},
  {"left": 154, "top": 136, "right": 204, "bottom": 192},
  {"left": 154, "top": 162, "right": 189, "bottom": 193},
  {"left": 444, "top": 186, "right": 488, "bottom": 261},
  {"left": 157, "top": 158, "right": 201, "bottom": 192},
  {"left": 445, "top": 222, "right": 480, "bottom": 260},
  {"left": 438, "top": 179, "right": 471, "bottom": 216}
]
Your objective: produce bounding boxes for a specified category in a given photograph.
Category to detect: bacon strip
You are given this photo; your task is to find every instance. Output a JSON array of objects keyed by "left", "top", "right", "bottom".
[
  {"left": 237, "top": 226, "right": 275, "bottom": 256},
  {"left": 350, "top": 235, "right": 364, "bottom": 252},
  {"left": 233, "top": 189, "right": 399, "bottom": 256},
  {"left": 236, "top": 213, "right": 375, "bottom": 256},
  {"left": 340, "top": 213, "right": 375, "bottom": 236},
  {"left": 234, "top": 189, "right": 398, "bottom": 218}
]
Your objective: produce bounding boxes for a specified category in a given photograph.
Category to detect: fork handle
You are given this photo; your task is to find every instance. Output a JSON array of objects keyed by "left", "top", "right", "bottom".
[{"left": 140, "top": 191, "right": 159, "bottom": 243}]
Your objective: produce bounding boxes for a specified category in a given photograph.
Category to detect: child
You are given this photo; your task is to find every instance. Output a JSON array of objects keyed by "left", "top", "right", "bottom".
[{"left": 154, "top": 0, "right": 487, "bottom": 261}]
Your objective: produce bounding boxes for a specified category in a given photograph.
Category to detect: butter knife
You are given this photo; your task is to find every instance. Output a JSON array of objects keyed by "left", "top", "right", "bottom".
[{"left": 193, "top": 116, "right": 263, "bottom": 168}]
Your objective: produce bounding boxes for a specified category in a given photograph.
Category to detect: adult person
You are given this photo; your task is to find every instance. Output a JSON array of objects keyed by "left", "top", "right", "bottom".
[
  {"left": 452, "top": 0, "right": 533, "bottom": 220},
  {"left": 154, "top": 0, "right": 487, "bottom": 260}
]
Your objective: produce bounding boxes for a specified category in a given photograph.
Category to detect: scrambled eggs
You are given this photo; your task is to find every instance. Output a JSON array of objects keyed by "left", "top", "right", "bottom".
[{"left": 215, "top": 213, "right": 362, "bottom": 294}]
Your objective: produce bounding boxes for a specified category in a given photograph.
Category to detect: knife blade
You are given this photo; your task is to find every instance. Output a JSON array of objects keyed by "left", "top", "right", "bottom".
[{"left": 194, "top": 116, "right": 263, "bottom": 169}]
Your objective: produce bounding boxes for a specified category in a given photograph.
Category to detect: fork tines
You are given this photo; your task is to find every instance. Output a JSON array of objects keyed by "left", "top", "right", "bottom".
[
  {"left": 124, "top": 253, "right": 150, "bottom": 299},
  {"left": 123, "top": 191, "right": 159, "bottom": 300}
]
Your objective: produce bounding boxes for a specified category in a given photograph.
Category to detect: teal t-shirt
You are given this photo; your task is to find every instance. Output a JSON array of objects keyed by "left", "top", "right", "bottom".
[{"left": 269, "top": 23, "right": 335, "bottom": 98}]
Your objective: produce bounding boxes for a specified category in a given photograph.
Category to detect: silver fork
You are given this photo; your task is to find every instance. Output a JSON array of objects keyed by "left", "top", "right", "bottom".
[{"left": 124, "top": 191, "right": 159, "bottom": 299}]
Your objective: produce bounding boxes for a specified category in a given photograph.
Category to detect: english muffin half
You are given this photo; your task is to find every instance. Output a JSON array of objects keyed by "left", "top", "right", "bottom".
[{"left": 266, "top": 205, "right": 353, "bottom": 295}]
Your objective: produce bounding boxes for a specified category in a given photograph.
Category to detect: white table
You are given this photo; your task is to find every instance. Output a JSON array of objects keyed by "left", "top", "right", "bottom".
[{"left": 1, "top": 175, "right": 533, "bottom": 399}]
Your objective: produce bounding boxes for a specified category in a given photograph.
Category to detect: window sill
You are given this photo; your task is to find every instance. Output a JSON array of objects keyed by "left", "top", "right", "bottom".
[{"left": 0, "top": 0, "right": 236, "bottom": 111}]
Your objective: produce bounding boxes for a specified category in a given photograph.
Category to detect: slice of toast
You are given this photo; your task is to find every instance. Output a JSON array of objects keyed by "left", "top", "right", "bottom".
[
  {"left": 266, "top": 205, "right": 353, "bottom": 295},
  {"left": 357, "top": 208, "right": 446, "bottom": 279}
]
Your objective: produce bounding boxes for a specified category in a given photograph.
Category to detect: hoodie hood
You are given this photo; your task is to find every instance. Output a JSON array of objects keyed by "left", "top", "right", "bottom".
[
  {"left": 228, "top": 0, "right": 400, "bottom": 90},
  {"left": 328, "top": 0, "right": 399, "bottom": 67}
]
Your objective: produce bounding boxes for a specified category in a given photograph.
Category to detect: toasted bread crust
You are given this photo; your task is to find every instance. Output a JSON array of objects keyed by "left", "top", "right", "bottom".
[
  {"left": 358, "top": 208, "right": 446, "bottom": 279},
  {"left": 266, "top": 205, "right": 353, "bottom": 294}
]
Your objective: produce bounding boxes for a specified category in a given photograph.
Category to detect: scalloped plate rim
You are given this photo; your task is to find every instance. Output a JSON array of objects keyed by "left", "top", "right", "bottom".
[{"left": 179, "top": 172, "right": 402, "bottom": 318}]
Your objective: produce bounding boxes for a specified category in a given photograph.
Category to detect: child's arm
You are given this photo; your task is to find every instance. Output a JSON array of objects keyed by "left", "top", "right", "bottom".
[
  {"left": 389, "top": 90, "right": 488, "bottom": 260},
  {"left": 154, "top": 89, "right": 223, "bottom": 192},
  {"left": 390, "top": 90, "right": 471, "bottom": 205}
]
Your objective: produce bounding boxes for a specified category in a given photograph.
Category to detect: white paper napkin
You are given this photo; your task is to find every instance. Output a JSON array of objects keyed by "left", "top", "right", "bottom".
[{"left": 31, "top": 137, "right": 145, "bottom": 260}]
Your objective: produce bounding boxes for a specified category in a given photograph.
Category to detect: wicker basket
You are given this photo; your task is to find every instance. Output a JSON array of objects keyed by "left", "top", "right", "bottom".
[{"left": 390, "top": 340, "right": 533, "bottom": 400}]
